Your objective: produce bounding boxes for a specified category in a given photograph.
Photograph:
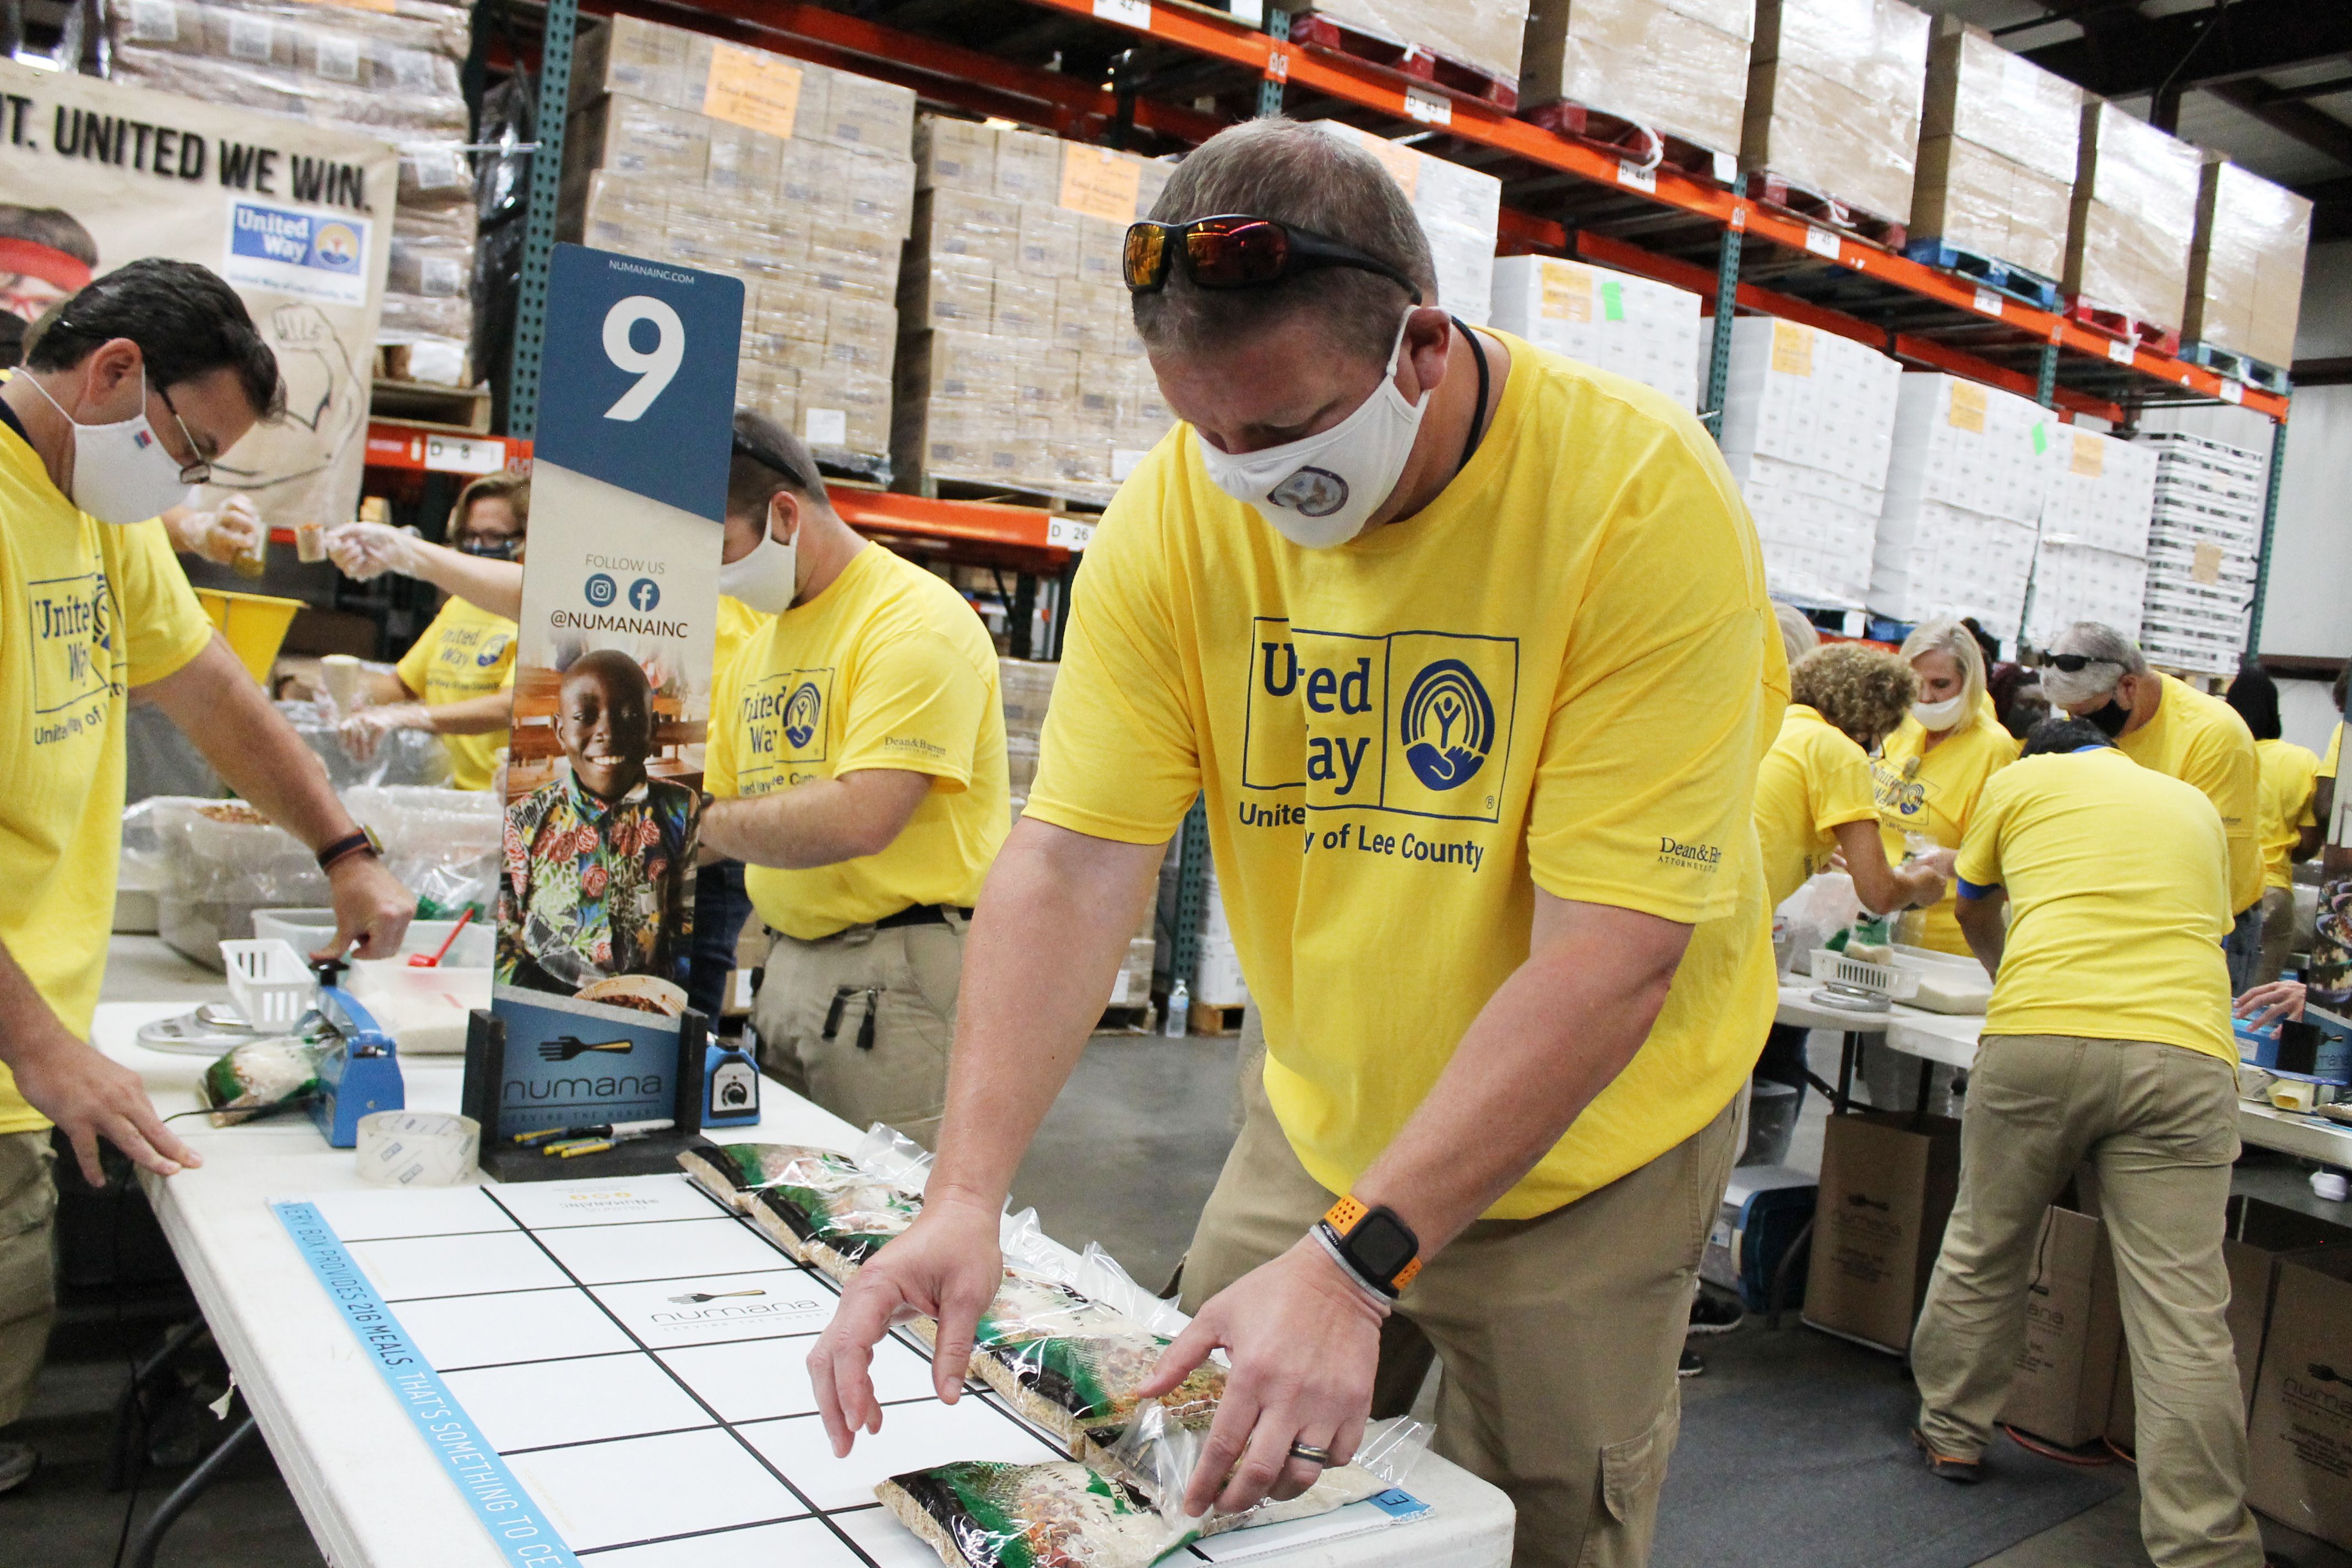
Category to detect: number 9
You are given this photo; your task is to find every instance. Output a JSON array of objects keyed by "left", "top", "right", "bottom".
[{"left": 601, "top": 296, "right": 684, "bottom": 422}]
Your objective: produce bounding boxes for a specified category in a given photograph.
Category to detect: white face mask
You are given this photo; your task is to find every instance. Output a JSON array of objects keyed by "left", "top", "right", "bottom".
[
  {"left": 1912, "top": 694, "right": 1969, "bottom": 730},
  {"left": 1194, "top": 313, "right": 1429, "bottom": 549},
  {"left": 717, "top": 504, "right": 798, "bottom": 616},
  {"left": 26, "top": 369, "right": 194, "bottom": 526}
]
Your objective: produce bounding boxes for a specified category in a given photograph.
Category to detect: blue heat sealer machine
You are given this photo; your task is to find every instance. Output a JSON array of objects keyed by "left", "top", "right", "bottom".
[{"left": 306, "top": 961, "right": 404, "bottom": 1147}]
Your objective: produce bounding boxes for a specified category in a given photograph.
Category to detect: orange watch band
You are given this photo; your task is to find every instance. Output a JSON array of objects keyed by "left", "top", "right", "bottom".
[{"left": 1321, "top": 1196, "right": 1422, "bottom": 1291}]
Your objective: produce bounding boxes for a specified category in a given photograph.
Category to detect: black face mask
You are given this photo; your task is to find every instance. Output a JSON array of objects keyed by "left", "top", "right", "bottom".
[
  {"left": 458, "top": 536, "right": 522, "bottom": 561},
  {"left": 2083, "top": 698, "right": 2131, "bottom": 737}
]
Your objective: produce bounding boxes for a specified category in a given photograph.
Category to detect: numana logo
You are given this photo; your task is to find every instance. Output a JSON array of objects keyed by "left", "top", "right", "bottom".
[
  {"left": 1267, "top": 466, "right": 1348, "bottom": 518},
  {"left": 1400, "top": 659, "right": 1494, "bottom": 791},
  {"left": 783, "top": 681, "right": 823, "bottom": 749},
  {"left": 584, "top": 572, "right": 617, "bottom": 607}
]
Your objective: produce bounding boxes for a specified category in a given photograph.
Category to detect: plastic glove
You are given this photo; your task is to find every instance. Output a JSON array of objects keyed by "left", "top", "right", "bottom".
[
  {"left": 326, "top": 520, "right": 422, "bottom": 582},
  {"left": 338, "top": 703, "right": 433, "bottom": 762},
  {"left": 174, "top": 495, "right": 264, "bottom": 565}
]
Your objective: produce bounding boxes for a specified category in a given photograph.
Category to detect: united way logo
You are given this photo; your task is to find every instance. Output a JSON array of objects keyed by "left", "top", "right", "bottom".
[
  {"left": 1400, "top": 660, "right": 1494, "bottom": 791},
  {"left": 782, "top": 682, "right": 823, "bottom": 749},
  {"left": 476, "top": 634, "right": 511, "bottom": 668}
]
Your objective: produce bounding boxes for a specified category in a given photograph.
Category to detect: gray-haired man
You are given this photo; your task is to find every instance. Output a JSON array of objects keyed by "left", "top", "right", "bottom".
[{"left": 806, "top": 117, "right": 1784, "bottom": 1565}]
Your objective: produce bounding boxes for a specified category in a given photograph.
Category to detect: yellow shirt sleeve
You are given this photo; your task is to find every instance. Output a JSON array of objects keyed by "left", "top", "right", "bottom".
[
  {"left": 1026, "top": 481, "right": 1204, "bottom": 846},
  {"left": 705, "top": 649, "right": 743, "bottom": 800},
  {"left": 833, "top": 627, "right": 988, "bottom": 791},
  {"left": 1955, "top": 773, "right": 2010, "bottom": 889},
  {"left": 116, "top": 519, "right": 213, "bottom": 686},
  {"left": 1808, "top": 728, "right": 1880, "bottom": 839}
]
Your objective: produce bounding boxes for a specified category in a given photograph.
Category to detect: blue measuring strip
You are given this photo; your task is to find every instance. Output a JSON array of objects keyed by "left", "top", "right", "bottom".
[{"left": 272, "top": 1201, "right": 583, "bottom": 1567}]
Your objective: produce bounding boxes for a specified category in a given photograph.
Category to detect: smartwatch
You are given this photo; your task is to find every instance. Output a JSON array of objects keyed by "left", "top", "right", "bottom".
[{"left": 1316, "top": 1196, "right": 1422, "bottom": 1298}]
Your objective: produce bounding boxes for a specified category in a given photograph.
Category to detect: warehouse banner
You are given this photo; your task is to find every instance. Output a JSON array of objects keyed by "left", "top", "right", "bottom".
[
  {"left": 492, "top": 244, "right": 741, "bottom": 1052},
  {"left": 0, "top": 59, "right": 395, "bottom": 534}
]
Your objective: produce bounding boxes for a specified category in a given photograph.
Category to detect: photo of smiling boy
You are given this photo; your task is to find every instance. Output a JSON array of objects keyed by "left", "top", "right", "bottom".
[{"left": 498, "top": 649, "right": 700, "bottom": 994}]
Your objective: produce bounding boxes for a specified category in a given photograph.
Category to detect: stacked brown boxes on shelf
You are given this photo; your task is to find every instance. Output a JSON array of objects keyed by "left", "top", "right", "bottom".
[
  {"left": 1911, "top": 18, "right": 2082, "bottom": 282},
  {"left": 2064, "top": 101, "right": 2202, "bottom": 334},
  {"left": 2185, "top": 157, "right": 2313, "bottom": 373},
  {"left": 1520, "top": 0, "right": 1756, "bottom": 165},
  {"left": 560, "top": 15, "right": 915, "bottom": 471},
  {"left": 1294, "top": 0, "right": 1529, "bottom": 88},
  {"left": 895, "top": 118, "right": 1173, "bottom": 503},
  {"left": 107, "top": 0, "right": 479, "bottom": 383},
  {"left": 1742, "top": 0, "right": 1932, "bottom": 228}
]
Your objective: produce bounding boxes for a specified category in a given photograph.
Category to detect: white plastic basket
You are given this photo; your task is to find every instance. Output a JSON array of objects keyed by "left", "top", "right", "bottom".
[
  {"left": 1807, "top": 948, "right": 1920, "bottom": 1003},
  {"left": 219, "top": 938, "right": 317, "bottom": 1030}
]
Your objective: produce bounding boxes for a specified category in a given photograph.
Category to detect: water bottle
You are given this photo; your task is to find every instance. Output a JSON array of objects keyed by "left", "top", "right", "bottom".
[{"left": 1164, "top": 979, "right": 1190, "bottom": 1038}]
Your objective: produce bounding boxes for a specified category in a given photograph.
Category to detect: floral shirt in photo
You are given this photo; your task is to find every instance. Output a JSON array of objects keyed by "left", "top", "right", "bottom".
[{"left": 498, "top": 774, "right": 699, "bottom": 991}]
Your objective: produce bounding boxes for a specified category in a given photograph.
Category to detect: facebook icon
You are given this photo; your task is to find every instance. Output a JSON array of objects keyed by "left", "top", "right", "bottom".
[{"left": 628, "top": 578, "right": 662, "bottom": 612}]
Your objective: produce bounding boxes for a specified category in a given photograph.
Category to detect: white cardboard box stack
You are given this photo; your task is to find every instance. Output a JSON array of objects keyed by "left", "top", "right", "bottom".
[
  {"left": 1714, "top": 317, "right": 1904, "bottom": 608},
  {"left": 1870, "top": 374, "right": 2051, "bottom": 638},
  {"left": 1307, "top": 121, "right": 1502, "bottom": 326},
  {"left": 2139, "top": 432, "right": 2265, "bottom": 674},
  {"left": 2021, "top": 428, "right": 2159, "bottom": 647},
  {"left": 1196, "top": 861, "right": 1249, "bottom": 1010},
  {"left": 1488, "top": 256, "right": 1701, "bottom": 407}
]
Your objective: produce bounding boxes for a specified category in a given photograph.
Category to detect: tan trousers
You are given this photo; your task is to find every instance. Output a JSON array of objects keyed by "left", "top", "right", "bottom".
[
  {"left": 754, "top": 914, "right": 966, "bottom": 1150},
  {"left": 1184, "top": 1053, "right": 1740, "bottom": 1568},
  {"left": 0, "top": 1131, "right": 56, "bottom": 1430},
  {"left": 2255, "top": 884, "right": 2296, "bottom": 985},
  {"left": 1911, "top": 1034, "right": 2262, "bottom": 1568}
]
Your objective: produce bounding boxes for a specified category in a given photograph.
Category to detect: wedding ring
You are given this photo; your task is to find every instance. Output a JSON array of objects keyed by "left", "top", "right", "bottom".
[{"left": 1287, "top": 1441, "right": 1332, "bottom": 1466}]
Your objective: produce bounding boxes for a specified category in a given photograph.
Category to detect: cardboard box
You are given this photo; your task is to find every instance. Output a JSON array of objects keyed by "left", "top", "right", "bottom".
[
  {"left": 2184, "top": 156, "right": 2313, "bottom": 371},
  {"left": 1488, "top": 254, "right": 1702, "bottom": 407},
  {"left": 1912, "top": 135, "right": 2073, "bottom": 281},
  {"left": 899, "top": 259, "right": 995, "bottom": 334},
  {"left": 1801, "top": 1109, "right": 1962, "bottom": 1353},
  {"left": 912, "top": 188, "right": 1022, "bottom": 270},
  {"left": 1997, "top": 1202, "right": 2124, "bottom": 1447},
  {"left": 1521, "top": 0, "right": 1753, "bottom": 157},
  {"left": 1300, "top": 0, "right": 1531, "bottom": 83},
  {"left": 993, "top": 127, "right": 1066, "bottom": 203},
  {"left": 1918, "top": 18, "right": 2080, "bottom": 186},
  {"left": 2065, "top": 101, "right": 2201, "bottom": 331},
  {"left": 916, "top": 116, "right": 996, "bottom": 193},
  {"left": 1016, "top": 203, "right": 1083, "bottom": 282},
  {"left": 2247, "top": 1247, "right": 2352, "bottom": 1550},
  {"left": 1744, "top": 0, "right": 1931, "bottom": 225}
]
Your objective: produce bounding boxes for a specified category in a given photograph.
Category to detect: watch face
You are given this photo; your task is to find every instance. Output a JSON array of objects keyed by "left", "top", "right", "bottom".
[{"left": 1349, "top": 1211, "right": 1417, "bottom": 1281}]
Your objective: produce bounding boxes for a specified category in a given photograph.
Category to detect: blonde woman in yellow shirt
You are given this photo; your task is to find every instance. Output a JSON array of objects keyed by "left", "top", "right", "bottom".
[{"left": 1872, "top": 618, "right": 2019, "bottom": 957}]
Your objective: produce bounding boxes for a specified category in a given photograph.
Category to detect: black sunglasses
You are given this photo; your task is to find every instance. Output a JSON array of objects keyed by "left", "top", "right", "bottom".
[
  {"left": 731, "top": 428, "right": 821, "bottom": 496},
  {"left": 1123, "top": 215, "right": 1423, "bottom": 303},
  {"left": 2040, "top": 654, "right": 2121, "bottom": 673}
]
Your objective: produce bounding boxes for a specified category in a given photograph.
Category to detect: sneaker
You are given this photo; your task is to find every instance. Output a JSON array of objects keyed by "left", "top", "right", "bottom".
[
  {"left": 1911, "top": 1428, "right": 1980, "bottom": 1484},
  {"left": 1688, "top": 1291, "right": 1746, "bottom": 1336},
  {"left": 1678, "top": 1348, "right": 1705, "bottom": 1378},
  {"left": 0, "top": 1442, "right": 35, "bottom": 1496}
]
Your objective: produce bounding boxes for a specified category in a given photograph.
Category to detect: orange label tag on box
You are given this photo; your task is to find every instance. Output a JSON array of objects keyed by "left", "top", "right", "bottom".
[
  {"left": 703, "top": 45, "right": 803, "bottom": 140},
  {"left": 1771, "top": 320, "right": 1814, "bottom": 377},
  {"left": 1059, "top": 146, "right": 1143, "bottom": 224},
  {"left": 1540, "top": 262, "right": 1593, "bottom": 322},
  {"left": 295, "top": 0, "right": 400, "bottom": 15},
  {"left": 2192, "top": 542, "right": 2225, "bottom": 585},
  {"left": 2070, "top": 432, "right": 2104, "bottom": 477},
  {"left": 1948, "top": 381, "right": 1986, "bottom": 433}
]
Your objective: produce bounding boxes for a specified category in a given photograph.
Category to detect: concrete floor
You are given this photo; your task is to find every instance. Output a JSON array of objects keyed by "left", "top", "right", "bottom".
[{"left": 3, "top": 950, "right": 2348, "bottom": 1566}]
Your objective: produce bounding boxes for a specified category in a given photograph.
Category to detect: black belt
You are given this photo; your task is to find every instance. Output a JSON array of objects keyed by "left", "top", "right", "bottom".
[{"left": 872, "top": 903, "right": 972, "bottom": 931}]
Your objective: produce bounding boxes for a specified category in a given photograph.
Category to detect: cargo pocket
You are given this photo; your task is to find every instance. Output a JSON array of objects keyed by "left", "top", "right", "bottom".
[{"left": 1578, "top": 1396, "right": 1681, "bottom": 1568}]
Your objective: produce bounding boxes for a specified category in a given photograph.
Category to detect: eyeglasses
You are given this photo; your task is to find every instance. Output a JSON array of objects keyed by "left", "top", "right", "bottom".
[
  {"left": 154, "top": 386, "right": 211, "bottom": 486},
  {"left": 1122, "top": 215, "right": 1424, "bottom": 303},
  {"left": 2040, "top": 654, "right": 2120, "bottom": 673}
]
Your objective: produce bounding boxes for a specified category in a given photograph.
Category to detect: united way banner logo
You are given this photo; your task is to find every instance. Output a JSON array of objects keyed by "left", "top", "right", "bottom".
[{"left": 1400, "top": 660, "right": 1494, "bottom": 791}]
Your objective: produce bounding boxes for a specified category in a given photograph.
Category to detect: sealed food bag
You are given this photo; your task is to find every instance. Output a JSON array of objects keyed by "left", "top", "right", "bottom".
[
  {"left": 984, "top": 1332, "right": 1225, "bottom": 1457},
  {"left": 1106, "top": 1408, "right": 1431, "bottom": 1547},
  {"left": 907, "top": 1262, "right": 1140, "bottom": 1355},
  {"left": 679, "top": 1141, "right": 837, "bottom": 1212},
  {"left": 855, "top": 1121, "right": 935, "bottom": 1192},
  {"left": 198, "top": 1036, "right": 326, "bottom": 1126},
  {"left": 878, "top": 1459, "right": 1167, "bottom": 1568}
]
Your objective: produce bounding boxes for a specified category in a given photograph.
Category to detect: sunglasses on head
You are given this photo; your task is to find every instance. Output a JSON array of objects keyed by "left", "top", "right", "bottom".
[
  {"left": 731, "top": 430, "right": 820, "bottom": 496},
  {"left": 1123, "top": 215, "right": 1424, "bottom": 303},
  {"left": 2040, "top": 654, "right": 2120, "bottom": 673}
]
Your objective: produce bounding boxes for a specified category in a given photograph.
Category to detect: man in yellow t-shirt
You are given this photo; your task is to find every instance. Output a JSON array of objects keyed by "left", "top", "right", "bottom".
[
  {"left": 1910, "top": 718, "right": 2261, "bottom": 1568},
  {"left": 0, "top": 260, "right": 413, "bottom": 1489},
  {"left": 2042, "top": 622, "right": 2263, "bottom": 989},
  {"left": 807, "top": 120, "right": 1781, "bottom": 1563},
  {"left": 2224, "top": 664, "right": 2320, "bottom": 983},
  {"left": 701, "top": 414, "right": 1007, "bottom": 1147}
]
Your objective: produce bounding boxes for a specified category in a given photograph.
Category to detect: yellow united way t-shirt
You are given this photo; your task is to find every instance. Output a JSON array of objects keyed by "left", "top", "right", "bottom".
[
  {"left": 1957, "top": 748, "right": 2234, "bottom": 1062},
  {"left": 2255, "top": 737, "right": 2319, "bottom": 891},
  {"left": 1872, "top": 714, "right": 2018, "bottom": 952},
  {"left": 1027, "top": 333, "right": 1785, "bottom": 1219},
  {"left": 707, "top": 543, "right": 1010, "bottom": 940},
  {"left": 396, "top": 596, "right": 516, "bottom": 791},
  {"left": 2117, "top": 672, "right": 2261, "bottom": 916},
  {"left": 1754, "top": 704, "right": 1881, "bottom": 910},
  {"left": 0, "top": 414, "right": 213, "bottom": 1132}
]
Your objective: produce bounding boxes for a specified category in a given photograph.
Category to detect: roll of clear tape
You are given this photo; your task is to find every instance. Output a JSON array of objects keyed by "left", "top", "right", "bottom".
[{"left": 356, "top": 1110, "right": 480, "bottom": 1187}]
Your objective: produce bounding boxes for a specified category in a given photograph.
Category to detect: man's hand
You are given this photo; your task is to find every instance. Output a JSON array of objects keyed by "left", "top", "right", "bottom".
[
  {"left": 338, "top": 703, "right": 432, "bottom": 762},
  {"left": 168, "top": 495, "right": 263, "bottom": 566},
  {"left": 2236, "top": 978, "right": 2306, "bottom": 1031},
  {"left": 326, "top": 521, "right": 420, "bottom": 582},
  {"left": 325, "top": 853, "right": 415, "bottom": 961},
  {"left": 1133, "top": 1237, "right": 1385, "bottom": 1518},
  {"left": 10, "top": 1028, "right": 201, "bottom": 1185},
  {"left": 808, "top": 1191, "right": 1004, "bottom": 1457}
]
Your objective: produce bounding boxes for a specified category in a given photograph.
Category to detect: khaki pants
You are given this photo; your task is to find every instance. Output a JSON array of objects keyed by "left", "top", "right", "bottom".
[
  {"left": 2256, "top": 885, "right": 2296, "bottom": 985},
  {"left": 1911, "top": 1035, "right": 2261, "bottom": 1568},
  {"left": 754, "top": 914, "right": 966, "bottom": 1150},
  {"left": 1184, "top": 1054, "right": 1739, "bottom": 1568},
  {"left": 0, "top": 1131, "right": 56, "bottom": 1430}
]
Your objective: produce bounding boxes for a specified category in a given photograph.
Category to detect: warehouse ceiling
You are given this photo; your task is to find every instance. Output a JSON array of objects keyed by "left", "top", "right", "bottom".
[{"left": 1925, "top": 1, "right": 2352, "bottom": 240}]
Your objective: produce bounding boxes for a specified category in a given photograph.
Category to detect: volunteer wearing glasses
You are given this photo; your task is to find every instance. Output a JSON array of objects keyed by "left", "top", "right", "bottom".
[
  {"left": 699, "top": 413, "right": 1009, "bottom": 1147},
  {"left": 809, "top": 118, "right": 1782, "bottom": 1564},
  {"left": 2040, "top": 623, "right": 2264, "bottom": 989},
  {"left": 0, "top": 260, "right": 413, "bottom": 1493},
  {"left": 1909, "top": 717, "right": 2263, "bottom": 1568},
  {"left": 330, "top": 470, "right": 529, "bottom": 791}
]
